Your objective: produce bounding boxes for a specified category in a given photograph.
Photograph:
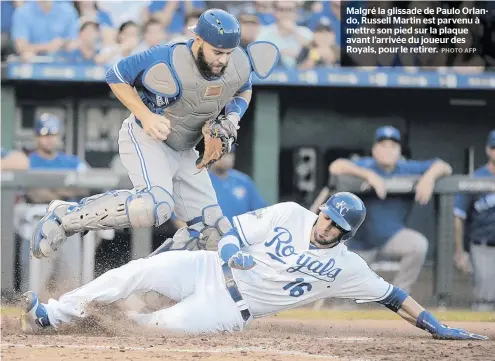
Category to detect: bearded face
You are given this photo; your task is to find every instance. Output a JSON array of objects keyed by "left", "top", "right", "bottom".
[{"left": 196, "top": 43, "right": 230, "bottom": 79}]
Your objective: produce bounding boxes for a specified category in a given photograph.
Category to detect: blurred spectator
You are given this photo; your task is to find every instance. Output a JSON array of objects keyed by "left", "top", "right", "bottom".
[
  {"left": 16, "top": 113, "right": 88, "bottom": 294},
  {"left": 27, "top": 113, "right": 88, "bottom": 200},
  {"left": 253, "top": 1, "right": 276, "bottom": 25},
  {"left": 74, "top": 0, "right": 115, "bottom": 46},
  {"left": 238, "top": 8, "right": 261, "bottom": 49},
  {"left": 64, "top": 19, "right": 100, "bottom": 64},
  {"left": 208, "top": 147, "right": 267, "bottom": 223},
  {"left": 11, "top": 0, "right": 79, "bottom": 62},
  {"left": 307, "top": 1, "right": 341, "bottom": 47},
  {"left": 133, "top": 19, "right": 167, "bottom": 54},
  {"left": 97, "top": 0, "right": 150, "bottom": 28},
  {"left": 144, "top": 0, "right": 206, "bottom": 37},
  {"left": 0, "top": 147, "right": 29, "bottom": 170},
  {"left": 167, "top": 10, "right": 201, "bottom": 43},
  {"left": 454, "top": 130, "right": 495, "bottom": 311},
  {"left": 1, "top": 1, "right": 22, "bottom": 60},
  {"left": 95, "top": 21, "right": 139, "bottom": 65},
  {"left": 256, "top": 1, "right": 312, "bottom": 68},
  {"left": 329, "top": 126, "right": 452, "bottom": 293},
  {"left": 297, "top": 17, "right": 339, "bottom": 69}
]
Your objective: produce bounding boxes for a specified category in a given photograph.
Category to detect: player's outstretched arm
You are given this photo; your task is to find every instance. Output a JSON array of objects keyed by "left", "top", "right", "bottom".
[{"left": 377, "top": 287, "right": 488, "bottom": 340}]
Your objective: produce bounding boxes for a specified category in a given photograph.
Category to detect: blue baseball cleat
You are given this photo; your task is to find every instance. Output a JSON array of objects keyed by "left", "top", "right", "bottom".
[
  {"left": 20, "top": 291, "right": 51, "bottom": 333},
  {"left": 31, "top": 200, "right": 75, "bottom": 259}
]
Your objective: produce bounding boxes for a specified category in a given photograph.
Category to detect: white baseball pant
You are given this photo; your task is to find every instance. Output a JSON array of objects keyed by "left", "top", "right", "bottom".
[{"left": 43, "top": 251, "right": 246, "bottom": 333}]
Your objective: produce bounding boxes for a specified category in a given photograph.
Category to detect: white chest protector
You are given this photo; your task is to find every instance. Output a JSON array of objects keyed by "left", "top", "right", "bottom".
[{"left": 142, "top": 42, "right": 279, "bottom": 151}]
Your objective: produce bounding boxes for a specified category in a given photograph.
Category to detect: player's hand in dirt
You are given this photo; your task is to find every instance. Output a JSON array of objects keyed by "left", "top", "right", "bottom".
[
  {"left": 141, "top": 113, "right": 171, "bottom": 141},
  {"left": 433, "top": 325, "right": 488, "bottom": 340}
]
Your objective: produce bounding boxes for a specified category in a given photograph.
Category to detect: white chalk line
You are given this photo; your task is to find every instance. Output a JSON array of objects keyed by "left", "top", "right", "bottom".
[{"left": 2, "top": 342, "right": 375, "bottom": 360}]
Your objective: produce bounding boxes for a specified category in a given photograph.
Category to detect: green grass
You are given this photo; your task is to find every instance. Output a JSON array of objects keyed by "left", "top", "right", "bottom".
[
  {"left": 1, "top": 307, "right": 20, "bottom": 316},
  {"left": 276, "top": 308, "right": 495, "bottom": 322}
]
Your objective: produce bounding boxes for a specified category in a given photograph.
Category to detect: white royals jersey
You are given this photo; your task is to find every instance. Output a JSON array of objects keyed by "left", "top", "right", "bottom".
[{"left": 231, "top": 202, "right": 393, "bottom": 317}]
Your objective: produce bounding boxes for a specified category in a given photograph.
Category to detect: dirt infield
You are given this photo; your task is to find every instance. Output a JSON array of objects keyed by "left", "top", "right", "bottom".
[{"left": 2, "top": 308, "right": 494, "bottom": 361}]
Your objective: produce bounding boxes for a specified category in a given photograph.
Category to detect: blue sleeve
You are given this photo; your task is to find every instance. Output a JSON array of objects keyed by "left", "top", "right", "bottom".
[
  {"left": 238, "top": 73, "right": 253, "bottom": 93},
  {"left": 11, "top": 6, "right": 29, "bottom": 41},
  {"left": 98, "top": 10, "right": 113, "bottom": 27},
  {"left": 454, "top": 193, "right": 471, "bottom": 220},
  {"left": 65, "top": 6, "right": 79, "bottom": 40},
  {"left": 192, "top": 1, "right": 206, "bottom": 9},
  {"left": 105, "top": 45, "right": 171, "bottom": 86},
  {"left": 247, "top": 180, "right": 267, "bottom": 211},
  {"left": 353, "top": 157, "right": 373, "bottom": 168},
  {"left": 73, "top": 156, "right": 88, "bottom": 171},
  {"left": 403, "top": 159, "right": 437, "bottom": 175},
  {"left": 148, "top": 1, "right": 166, "bottom": 13}
]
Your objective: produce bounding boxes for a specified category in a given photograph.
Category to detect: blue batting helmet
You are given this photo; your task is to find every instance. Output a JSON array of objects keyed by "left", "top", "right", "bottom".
[
  {"left": 34, "top": 113, "right": 61, "bottom": 136},
  {"left": 189, "top": 9, "right": 241, "bottom": 49},
  {"left": 319, "top": 192, "right": 366, "bottom": 242}
]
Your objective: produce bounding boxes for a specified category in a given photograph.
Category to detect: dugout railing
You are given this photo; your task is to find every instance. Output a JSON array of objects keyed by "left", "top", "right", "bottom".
[{"left": 1, "top": 171, "right": 494, "bottom": 305}]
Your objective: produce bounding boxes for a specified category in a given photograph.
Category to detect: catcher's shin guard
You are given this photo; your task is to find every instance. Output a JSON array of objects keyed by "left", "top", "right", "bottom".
[
  {"left": 32, "top": 186, "right": 175, "bottom": 259},
  {"left": 148, "top": 204, "right": 232, "bottom": 257},
  {"left": 62, "top": 186, "right": 175, "bottom": 232}
]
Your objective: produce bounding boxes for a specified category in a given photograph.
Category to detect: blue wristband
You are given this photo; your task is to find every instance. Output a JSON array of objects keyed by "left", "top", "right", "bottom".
[
  {"left": 416, "top": 310, "right": 442, "bottom": 334},
  {"left": 225, "top": 96, "right": 249, "bottom": 120},
  {"left": 219, "top": 229, "right": 241, "bottom": 263}
]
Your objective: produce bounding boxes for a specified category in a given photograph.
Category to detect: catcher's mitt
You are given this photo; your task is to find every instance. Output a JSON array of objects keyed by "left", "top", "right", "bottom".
[{"left": 196, "top": 115, "right": 237, "bottom": 169}]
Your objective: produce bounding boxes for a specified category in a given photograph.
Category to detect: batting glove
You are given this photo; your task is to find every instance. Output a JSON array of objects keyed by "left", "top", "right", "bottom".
[
  {"left": 433, "top": 326, "right": 488, "bottom": 341},
  {"left": 228, "top": 251, "right": 256, "bottom": 270}
]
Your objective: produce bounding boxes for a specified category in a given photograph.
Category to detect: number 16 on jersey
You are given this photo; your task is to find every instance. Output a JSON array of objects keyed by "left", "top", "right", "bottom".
[{"left": 283, "top": 278, "right": 312, "bottom": 297}]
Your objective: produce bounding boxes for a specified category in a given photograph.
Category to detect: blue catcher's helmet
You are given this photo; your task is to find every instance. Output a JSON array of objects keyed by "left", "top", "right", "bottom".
[
  {"left": 319, "top": 192, "right": 366, "bottom": 242},
  {"left": 34, "top": 113, "right": 61, "bottom": 136},
  {"left": 189, "top": 9, "right": 241, "bottom": 49}
]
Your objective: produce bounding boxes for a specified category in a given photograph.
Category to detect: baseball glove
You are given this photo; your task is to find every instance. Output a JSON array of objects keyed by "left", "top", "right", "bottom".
[{"left": 196, "top": 115, "right": 237, "bottom": 169}]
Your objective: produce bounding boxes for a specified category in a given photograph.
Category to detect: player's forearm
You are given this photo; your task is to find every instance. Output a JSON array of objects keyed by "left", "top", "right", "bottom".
[
  {"left": 95, "top": 48, "right": 123, "bottom": 65},
  {"left": 421, "top": 159, "right": 452, "bottom": 181},
  {"left": 379, "top": 287, "right": 486, "bottom": 339},
  {"left": 152, "top": 1, "right": 179, "bottom": 28},
  {"left": 329, "top": 159, "right": 374, "bottom": 180},
  {"left": 218, "top": 229, "right": 242, "bottom": 263},
  {"left": 15, "top": 39, "right": 51, "bottom": 55},
  {"left": 454, "top": 217, "right": 465, "bottom": 254},
  {"left": 398, "top": 296, "right": 425, "bottom": 322},
  {"left": 384, "top": 292, "right": 439, "bottom": 334},
  {"left": 26, "top": 189, "right": 61, "bottom": 203},
  {"left": 109, "top": 83, "right": 153, "bottom": 120},
  {"left": 225, "top": 90, "right": 251, "bottom": 128}
]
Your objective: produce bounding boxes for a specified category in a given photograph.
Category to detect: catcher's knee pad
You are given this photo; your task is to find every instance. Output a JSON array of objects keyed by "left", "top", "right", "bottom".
[
  {"left": 62, "top": 190, "right": 134, "bottom": 232},
  {"left": 188, "top": 204, "right": 233, "bottom": 251},
  {"left": 150, "top": 204, "right": 231, "bottom": 254},
  {"left": 127, "top": 186, "right": 175, "bottom": 228}
]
